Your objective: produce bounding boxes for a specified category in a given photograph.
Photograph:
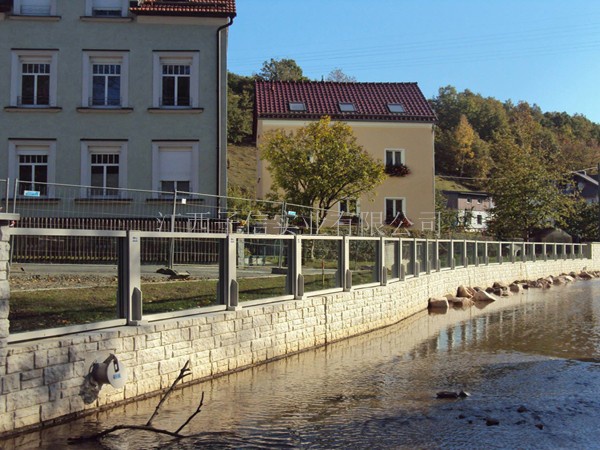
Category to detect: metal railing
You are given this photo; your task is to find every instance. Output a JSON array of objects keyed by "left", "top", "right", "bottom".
[
  {"left": 6, "top": 228, "right": 591, "bottom": 343},
  {"left": 2, "top": 179, "right": 412, "bottom": 238}
]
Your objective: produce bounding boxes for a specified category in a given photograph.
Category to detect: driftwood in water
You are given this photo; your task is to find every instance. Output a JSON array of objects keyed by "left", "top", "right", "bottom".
[{"left": 70, "top": 360, "right": 203, "bottom": 444}]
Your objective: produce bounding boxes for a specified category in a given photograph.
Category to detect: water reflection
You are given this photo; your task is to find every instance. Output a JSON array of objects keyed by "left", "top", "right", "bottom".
[{"left": 4, "top": 280, "right": 600, "bottom": 449}]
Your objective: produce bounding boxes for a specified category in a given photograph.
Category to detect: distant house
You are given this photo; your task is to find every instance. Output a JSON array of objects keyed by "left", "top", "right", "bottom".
[
  {"left": 254, "top": 81, "right": 437, "bottom": 231},
  {"left": 572, "top": 171, "right": 598, "bottom": 203},
  {"left": 443, "top": 190, "right": 493, "bottom": 231},
  {"left": 0, "top": 0, "right": 236, "bottom": 215}
]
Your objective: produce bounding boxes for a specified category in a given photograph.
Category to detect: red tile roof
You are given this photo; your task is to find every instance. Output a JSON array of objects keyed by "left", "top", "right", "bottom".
[
  {"left": 255, "top": 81, "right": 436, "bottom": 123},
  {"left": 130, "top": 0, "right": 236, "bottom": 18}
]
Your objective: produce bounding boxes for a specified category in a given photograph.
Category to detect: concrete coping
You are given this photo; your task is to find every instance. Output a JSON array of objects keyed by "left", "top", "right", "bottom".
[{"left": 0, "top": 213, "right": 20, "bottom": 223}]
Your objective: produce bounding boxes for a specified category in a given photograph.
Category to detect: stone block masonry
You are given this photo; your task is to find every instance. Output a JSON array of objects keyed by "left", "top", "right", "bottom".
[{"left": 1, "top": 239, "right": 599, "bottom": 436}]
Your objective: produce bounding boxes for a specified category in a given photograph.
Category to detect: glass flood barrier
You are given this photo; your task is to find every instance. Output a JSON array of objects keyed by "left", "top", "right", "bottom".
[
  {"left": 350, "top": 239, "right": 378, "bottom": 286},
  {"left": 453, "top": 242, "right": 465, "bottom": 267},
  {"left": 415, "top": 241, "right": 426, "bottom": 274},
  {"left": 8, "top": 236, "right": 120, "bottom": 332},
  {"left": 402, "top": 241, "right": 414, "bottom": 276},
  {"left": 477, "top": 242, "right": 486, "bottom": 264},
  {"left": 142, "top": 237, "right": 220, "bottom": 315},
  {"left": 238, "top": 238, "right": 290, "bottom": 301},
  {"left": 384, "top": 240, "right": 400, "bottom": 280},
  {"left": 302, "top": 238, "right": 341, "bottom": 293},
  {"left": 466, "top": 242, "right": 476, "bottom": 265}
]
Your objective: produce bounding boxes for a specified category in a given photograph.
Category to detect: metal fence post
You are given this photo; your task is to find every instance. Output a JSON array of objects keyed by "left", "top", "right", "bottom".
[
  {"left": 292, "top": 235, "right": 303, "bottom": 299},
  {"left": 398, "top": 238, "right": 405, "bottom": 281},
  {"left": 379, "top": 237, "right": 386, "bottom": 285},
  {"left": 120, "top": 231, "right": 143, "bottom": 325},
  {"left": 219, "top": 235, "right": 239, "bottom": 310},
  {"left": 343, "top": 236, "right": 351, "bottom": 291}
]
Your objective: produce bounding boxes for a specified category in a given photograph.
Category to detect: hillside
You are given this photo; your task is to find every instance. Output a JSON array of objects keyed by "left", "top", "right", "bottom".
[{"left": 227, "top": 145, "right": 258, "bottom": 197}]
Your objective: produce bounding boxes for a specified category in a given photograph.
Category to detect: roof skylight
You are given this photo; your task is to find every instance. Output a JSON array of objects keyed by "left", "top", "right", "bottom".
[
  {"left": 289, "top": 101, "right": 306, "bottom": 112},
  {"left": 387, "top": 103, "right": 405, "bottom": 113},
  {"left": 339, "top": 102, "right": 356, "bottom": 112}
]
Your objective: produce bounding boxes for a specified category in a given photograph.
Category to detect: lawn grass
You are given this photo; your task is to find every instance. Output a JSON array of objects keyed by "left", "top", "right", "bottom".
[
  {"left": 9, "top": 275, "right": 296, "bottom": 333},
  {"left": 8, "top": 267, "right": 376, "bottom": 333}
]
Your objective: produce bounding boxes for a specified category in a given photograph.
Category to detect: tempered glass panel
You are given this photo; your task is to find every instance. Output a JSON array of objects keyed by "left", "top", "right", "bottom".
[
  {"left": 350, "top": 240, "right": 378, "bottom": 286},
  {"left": 302, "top": 239, "right": 341, "bottom": 293}
]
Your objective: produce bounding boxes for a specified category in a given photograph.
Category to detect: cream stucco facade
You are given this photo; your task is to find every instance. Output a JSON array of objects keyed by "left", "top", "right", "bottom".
[{"left": 256, "top": 118, "right": 436, "bottom": 231}]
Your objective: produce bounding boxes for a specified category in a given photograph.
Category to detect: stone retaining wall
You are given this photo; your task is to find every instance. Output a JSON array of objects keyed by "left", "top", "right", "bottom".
[{"left": 1, "top": 239, "right": 599, "bottom": 436}]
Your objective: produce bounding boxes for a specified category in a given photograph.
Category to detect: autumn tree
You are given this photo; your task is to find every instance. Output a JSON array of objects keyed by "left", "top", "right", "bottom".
[
  {"left": 256, "top": 58, "right": 308, "bottom": 82},
  {"left": 486, "top": 132, "right": 575, "bottom": 240},
  {"left": 260, "top": 116, "right": 385, "bottom": 231}
]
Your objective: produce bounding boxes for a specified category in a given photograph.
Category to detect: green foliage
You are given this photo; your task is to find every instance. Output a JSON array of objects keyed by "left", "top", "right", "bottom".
[
  {"left": 256, "top": 58, "right": 308, "bottom": 82},
  {"left": 260, "top": 116, "right": 385, "bottom": 230},
  {"left": 432, "top": 86, "right": 600, "bottom": 240},
  {"left": 486, "top": 131, "right": 575, "bottom": 240},
  {"left": 562, "top": 200, "right": 599, "bottom": 242},
  {"left": 227, "top": 72, "right": 254, "bottom": 144},
  {"left": 435, "top": 190, "right": 459, "bottom": 233}
]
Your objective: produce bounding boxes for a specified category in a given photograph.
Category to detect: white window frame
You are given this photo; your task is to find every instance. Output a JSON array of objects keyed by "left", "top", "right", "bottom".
[
  {"left": 80, "top": 141, "right": 127, "bottom": 198},
  {"left": 10, "top": 50, "right": 58, "bottom": 107},
  {"left": 8, "top": 140, "right": 56, "bottom": 197},
  {"left": 152, "top": 52, "right": 200, "bottom": 108},
  {"left": 85, "top": 0, "right": 129, "bottom": 17},
  {"left": 82, "top": 51, "right": 129, "bottom": 108},
  {"left": 152, "top": 141, "right": 200, "bottom": 197},
  {"left": 385, "top": 197, "right": 406, "bottom": 222},
  {"left": 385, "top": 148, "right": 405, "bottom": 166},
  {"left": 14, "top": 0, "right": 56, "bottom": 16}
]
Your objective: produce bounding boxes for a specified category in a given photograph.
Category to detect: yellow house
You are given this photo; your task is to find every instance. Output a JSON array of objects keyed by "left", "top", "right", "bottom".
[{"left": 254, "top": 81, "right": 436, "bottom": 232}]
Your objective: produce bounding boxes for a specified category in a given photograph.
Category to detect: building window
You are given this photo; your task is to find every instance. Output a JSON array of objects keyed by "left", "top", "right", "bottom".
[
  {"left": 338, "top": 102, "right": 355, "bottom": 112},
  {"left": 81, "top": 141, "right": 127, "bottom": 197},
  {"left": 14, "top": 0, "right": 56, "bottom": 16},
  {"left": 85, "top": 0, "right": 128, "bottom": 17},
  {"left": 153, "top": 52, "right": 199, "bottom": 108},
  {"left": 339, "top": 198, "right": 359, "bottom": 214},
  {"left": 82, "top": 52, "right": 128, "bottom": 107},
  {"left": 20, "top": 62, "right": 50, "bottom": 105},
  {"left": 387, "top": 103, "right": 405, "bottom": 113},
  {"left": 288, "top": 101, "right": 306, "bottom": 112},
  {"left": 152, "top": 141, "right": 200, "bottom": 197},
  {"left": 8, "top": 140, "right": 56, "bottom": 197},
  {"left": 10, "top": 50, "right": 58, "bottom": 107},
  {"left": 477, "top": 215, "right": 483, "bottom": 225},
  {"left": 385, "top": 148, "right": 405, "bottom": 166},
  {"left": 18, "top": 154, "right": 48, "bottom": 195},
  {"left": 385, "top": 198, "right": 405, "bottom": 223},
  {"left": 162, "top": 64, "right": 190, "bottom": 106}
]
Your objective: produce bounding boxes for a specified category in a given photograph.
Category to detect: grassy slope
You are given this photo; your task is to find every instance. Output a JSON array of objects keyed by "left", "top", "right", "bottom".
[{"left": 227, "top": 145, "right": 258, "bottom": 197}]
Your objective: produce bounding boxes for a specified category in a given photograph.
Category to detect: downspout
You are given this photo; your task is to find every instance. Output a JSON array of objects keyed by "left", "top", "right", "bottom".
[{"left": 216, "top": 16, "right": 234, "bottom": 213}]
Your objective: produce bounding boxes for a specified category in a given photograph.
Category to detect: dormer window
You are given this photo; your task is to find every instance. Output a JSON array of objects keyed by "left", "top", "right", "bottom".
[
  {"left": 14, "top": 0, "right": 55, "bottom": 16},
  {"left": 339, "top": 102, "right": 356, "bottom": 112},
  {"left": 387, "top": 103, "right": 405, "bottom": 113},
  {"left": 288, "top": 101, "right": 306, "bottom": 112},
  {"left": 86, "top": 0, "right": 128, "bottom": 17}
]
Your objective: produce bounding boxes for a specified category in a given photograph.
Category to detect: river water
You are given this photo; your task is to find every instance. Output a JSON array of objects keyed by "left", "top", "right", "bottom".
[{"left": 6, "top": 279, "right": 600, "bottom": 449}]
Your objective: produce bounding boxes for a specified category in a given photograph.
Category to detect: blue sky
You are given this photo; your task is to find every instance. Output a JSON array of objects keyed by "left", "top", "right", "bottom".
[{"left": 228, "top": 0, "right": 600, "bottom": 123}]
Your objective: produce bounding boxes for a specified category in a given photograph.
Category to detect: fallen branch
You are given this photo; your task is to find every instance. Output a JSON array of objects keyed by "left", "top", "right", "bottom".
[
  {"left": 70, "top": 359, "right": 204, "bottom": 444},
  {"left": 146, "top": 360, "right": 191, "bottom": 427}
]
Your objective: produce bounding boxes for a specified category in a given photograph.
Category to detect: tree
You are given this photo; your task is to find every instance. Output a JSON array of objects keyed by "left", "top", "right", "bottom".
[
  {"left": 326, "top": 68, "right": 356, "bottom": 82},
  {"left": 486, "top": 132, "right": 575, "bottom": 240},
  {"left": 562, "top": 199, "right": 599, "bottom": 242},
  {"left": 260, "top": 116, "right": 385, "bottom": 231},
  {"left": 256, "top": 58, "right": 308, "bottom": 82},
  {"left": 227, "top": 72, "right": 254, "bottom": 144}
]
